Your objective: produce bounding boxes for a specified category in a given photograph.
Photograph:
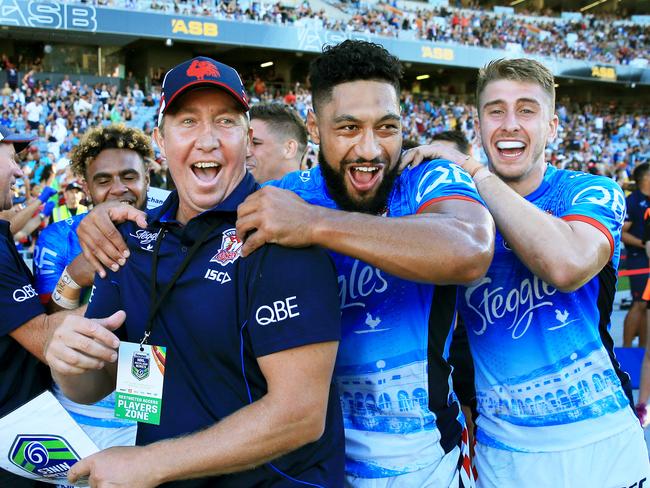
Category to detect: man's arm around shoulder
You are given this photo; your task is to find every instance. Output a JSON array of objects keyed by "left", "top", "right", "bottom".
[{"left": 237, "top": 184, "right": 495, "bottom": 284}]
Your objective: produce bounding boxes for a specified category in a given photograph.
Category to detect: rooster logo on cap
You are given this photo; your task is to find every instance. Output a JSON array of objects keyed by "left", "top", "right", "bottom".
[{"left": 186, "top": 60, "right": 220, "bottom": 80}]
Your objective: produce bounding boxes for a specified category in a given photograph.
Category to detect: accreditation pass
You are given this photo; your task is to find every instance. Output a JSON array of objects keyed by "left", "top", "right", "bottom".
[{"left": 115, "top": 342, "right": 166, "bottom": 425}]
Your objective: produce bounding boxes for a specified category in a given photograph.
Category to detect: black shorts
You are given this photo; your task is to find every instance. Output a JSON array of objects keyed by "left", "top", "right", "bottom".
[{"left": 625, "top": 252, "right": 649, "bottom": 301}]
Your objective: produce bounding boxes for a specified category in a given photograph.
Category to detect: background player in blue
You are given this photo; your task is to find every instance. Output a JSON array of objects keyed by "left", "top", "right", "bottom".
[
  {"left": 622, "top": 162, "right": 650, "bottom": 347},
  {"left": 235, "top": 41, "right": 495, "bottom": 487},
  {"left": 403, "top": 58, "right": 650, "bottom": 488},
  {"left": 44, "top": 56, "right": 344, "bottom": 487},
  {"left": 34, "top": 124, "right": 152, "bottom": 310},
  {"left": 33, "top": 124, "right": 153, "bottom": 455}
]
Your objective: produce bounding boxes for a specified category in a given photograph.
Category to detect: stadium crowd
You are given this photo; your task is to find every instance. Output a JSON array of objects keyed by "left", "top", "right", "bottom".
[
  {"left": 3, "top": 67, "right": 647, "bottom": 250},
  {"left": 62, "top": 0, "right": 649, "bottom": 65}
]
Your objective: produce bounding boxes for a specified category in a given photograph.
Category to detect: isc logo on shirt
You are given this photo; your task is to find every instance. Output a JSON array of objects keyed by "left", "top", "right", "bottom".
[
  {"left": 256, "top": 296, "right": 300, "bottom": 325},
  {"left": 204, "top": 269, "right": 231, "bottom": 284}
]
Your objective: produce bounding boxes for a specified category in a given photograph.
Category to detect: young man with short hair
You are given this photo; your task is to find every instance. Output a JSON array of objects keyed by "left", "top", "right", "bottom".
[
  {"left": 246, "top": 102, "right": 308, "bottom": 183},
  {"left": 404, "top": 57, "right": 649, "bottom": 488}
]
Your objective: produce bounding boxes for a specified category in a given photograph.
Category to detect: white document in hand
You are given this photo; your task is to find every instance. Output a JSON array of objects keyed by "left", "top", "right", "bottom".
[{"left": 0, "top": 390, "right": 99, "bottom": 486}]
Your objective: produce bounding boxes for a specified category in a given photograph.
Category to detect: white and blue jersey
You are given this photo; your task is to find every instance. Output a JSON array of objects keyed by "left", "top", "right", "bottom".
[
  {"left": 33, "top": 215, "right": 84, "bottom": 301},
  {"left": 269, "top": 161, "right": 483, "bottom": 478},
  {"left": 458, "top": 164, "right": 637, "bottom": 453}
]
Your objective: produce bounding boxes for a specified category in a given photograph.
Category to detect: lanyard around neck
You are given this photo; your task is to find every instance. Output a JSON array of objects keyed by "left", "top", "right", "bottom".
[{"left": 141, "top": 218, "right": 223, "bottom": 348}]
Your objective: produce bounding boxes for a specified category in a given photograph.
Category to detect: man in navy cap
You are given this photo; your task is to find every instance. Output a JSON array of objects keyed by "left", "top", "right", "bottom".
[
  {"left": 0, "top": 126, "right": 55, "bottom": 487},
  {"left": 51, "top": 181, "right": 88, "bottom": 223},
  {"left": 45, "top": 57, "right": 344, "bottom": 487}
]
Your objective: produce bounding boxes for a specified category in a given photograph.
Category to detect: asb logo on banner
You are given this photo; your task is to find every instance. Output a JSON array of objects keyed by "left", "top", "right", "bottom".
[
  {"left": 9, "top": 434, "right": 80, "bottom": 480},
  {"left": 132, "top": 351, "right": 150, "bottom": 381},
  {"left": 210, "top": 228, "right": 242, "bottom": 266}
]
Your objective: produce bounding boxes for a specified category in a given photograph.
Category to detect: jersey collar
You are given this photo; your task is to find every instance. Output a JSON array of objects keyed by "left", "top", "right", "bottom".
[
  {"left": 150, "top": 172, "right": 259, "bottom": 226},
  {"left": 524, "top": 164, "right": 554, "bottom": 202}
]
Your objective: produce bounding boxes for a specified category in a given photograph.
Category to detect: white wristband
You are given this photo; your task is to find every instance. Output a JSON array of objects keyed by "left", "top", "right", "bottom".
[
  {"left": 52, "top": 290, "right": 80, "bottom": 310},
  {"left": 60, "top": 266, "right": 81, "bottom": 290}
]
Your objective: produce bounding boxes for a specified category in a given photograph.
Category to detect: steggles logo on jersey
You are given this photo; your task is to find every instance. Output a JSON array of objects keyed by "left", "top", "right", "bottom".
[
  {"left": 337, "top": 259, "right": 388, "bottom": 310},
  {"left": 465, "top": 275, "right": 559, "bottom": 339},
  {"left": 210, "top": 228, "right": 242, "bottom": 266},
  {"left": 129, "top": 229, "right": 162, "bottom": 252},
  {"left": 8, "top": 435, "right": 80, "bottom": 480}
]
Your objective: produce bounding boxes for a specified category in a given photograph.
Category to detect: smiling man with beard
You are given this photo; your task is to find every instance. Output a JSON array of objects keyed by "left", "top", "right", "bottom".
[{"left": 235, "top": 40, "right": 495, "bottom": 487}]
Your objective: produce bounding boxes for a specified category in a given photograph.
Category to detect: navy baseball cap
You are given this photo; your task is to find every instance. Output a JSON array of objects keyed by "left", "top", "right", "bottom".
[
  {"left": 0, "top": 126, "right": 36, "bottom": 153},
  {"left": 66, "top": 181, "right": 84, "bottom": 192},
  {"left": 157, "top": 56, "right": 249, "bottom": 126}
]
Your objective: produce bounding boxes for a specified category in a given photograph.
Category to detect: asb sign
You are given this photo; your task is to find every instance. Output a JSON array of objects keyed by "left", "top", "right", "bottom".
[
  {"left": 0, "top": 0, "right": 96, "bottom": 30},
  {"left": 171, "top": 18, "right": 217, "bottom": 37}
]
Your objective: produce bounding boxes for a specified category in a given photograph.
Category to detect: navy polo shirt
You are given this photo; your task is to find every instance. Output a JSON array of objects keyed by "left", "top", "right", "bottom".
[
  {"left": 625, "top": 189, "right": 650, "bottom": 256},
  {"left": 0, "top": 220, "right": 49, "bottom": 417},
  {"left": 86, "top": 173, "right": 344, "bottom": 487}
]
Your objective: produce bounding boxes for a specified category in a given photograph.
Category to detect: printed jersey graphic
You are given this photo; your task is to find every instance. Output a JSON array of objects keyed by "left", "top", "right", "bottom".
[
  {"left": 269, "top": 161, "right": 482, "bottom": 477},
  {"left": 458, "top": 165, "right": 635, "bottom": 452},
  {"left": 9, "top": 434, "right": 80, "bottom": 480}
]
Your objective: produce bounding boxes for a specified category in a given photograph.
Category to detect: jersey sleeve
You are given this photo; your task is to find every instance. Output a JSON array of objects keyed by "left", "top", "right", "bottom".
[
  {"left": 408, "top": 159, "right": 484, "bottom": 214},
  {"left": 33, "top": 223, "right": 71, "bottom": 299},
  {"left": 0, "top": 241, "right": 44, "bottom": 336},
  {"left": 560, "top": 174, "right": 626, "bottom": 258},
  {"left": 245, "top": 245, "right": 341, "bottom": 358}
]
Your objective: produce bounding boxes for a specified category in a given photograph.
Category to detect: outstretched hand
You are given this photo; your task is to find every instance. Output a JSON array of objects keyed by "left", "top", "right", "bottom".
[{"left": 45, "top": 310, "right": 125, "bottom": 375}]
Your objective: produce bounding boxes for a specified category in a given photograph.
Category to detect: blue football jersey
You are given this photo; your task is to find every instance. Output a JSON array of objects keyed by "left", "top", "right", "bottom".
[
  {"left": 269, "top": 161, "right": 483, "bottom": 477},
  {"left": 458, "top": 165, "right": 637, "bottom": 452},
  {"left": 33, "top": 215, "right": 84, "bottom": 298}
]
